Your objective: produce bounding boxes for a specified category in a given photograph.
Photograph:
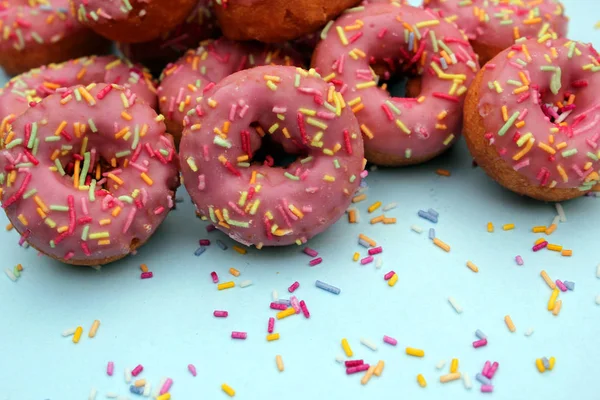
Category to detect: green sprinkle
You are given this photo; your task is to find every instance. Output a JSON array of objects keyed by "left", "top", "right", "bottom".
[
  {"left": 385, "top": 100, "right": 401, "bottom": 115},
  {"left": 550, "top": 68, "right": 562, "bottom": 95},
  {"left": 320, "top": 20, "right": 334, "bottom": 40},
  {"left": 88, "top": 232, "right": 110, "bottom": 240},
  {"left": 499, "top": 19, "right": 514, "bottom": 25},
  {"left": 0, "top": 173, "right": 4, "bottom": 185},
  {"left": 237, "top": 162, "right": 250, "bottom": 168},
  {"left": 27, "top": 122, "right": 37, "bottom": 148},
  {"left": 54, "top": 159, "right": 66, "bottom": 176},
  {"left": 268, "top": 123, "right": 279, "bottom": 134},
  {"left": 31, "top": 32, "right": 43, "bottom": 44},
  {"left": 568, "top": 41, "right": 576, "bottom": 59},
  {"left": 131, "top": 126, "right": 140, "bottom": 150},
  {"left": 294, "top": 74, "right": 301, "bottom": 88},
  {"left": 540, "top": 65, "right": 557, "bottom": 71},
  {"left": 88, "top": 118, "right": 98, "bottom": 133},
  {"left": 49, "top": 240, "right": 55, "bottom": 249},
  {"left": 561, "top": 148, "right": 578, "bottom": 158},
  {"left": 187, "top": 157, "right": 198, "bottom": 172},
  {"left": 507, "top": 79, "right": 523, "bottom": 87},
  {"left": 300, "top": 156, "right": 313, "bottom": 164},
  {"left": 115, "top": 150, "right": 131, "bottom": 158},
  {"left": 74, "top": 87, "right": 82, "bottom": 102},
  {"left": 437, "top": 39, "right": 454, "bottom": 56},
  {"left": 49, "top": 205, "right": 69, "bottom": 212},
  {"left": 587, "top": 152, "right": 598, "bottom": 161},
  {"left": 498, "top": 112, "right": 520, "bottom": 136},
  {"left": 333, "top": 159, "right": 340, "bottom": 169},
  {"left": 5, "top": 139, "right": 23, "bottom": 149},
  {"left": 32, "top": 138, "right": 39, "bottom": 156},
  {"left": 284, "top": 172, "right": 300, "bottom": 181},
  {"left": 89, "top": 179, "right": 96, "bottom": 202},
  {"left": 118, "top": 196, "right": 133, "bottom": 204},
  {"left": 79, "top": 152, "right": 90, "bottom": 187},
  {"left": 44, "top": 136, "right": 61, "bottom": 142},
  {"left": 349, "top": 175, "right": 356, "bottom": 183},
  {"left": 306, "top": 117, "right": 328, "bottom": 130},
  {"left": 405, "top": 149, "right": 412, "bottom": 159},
  {"left": 15, "top": 163, "right": 33, "bottom": 168},
  {"left": 45, "top": 218, "right": 56, "bottom": 228},
  {"left": 225, "top": 219, "right": 250, "bottom": 228},
  {"left": 81, "top": 225, "right": 90, "bottom": 241},
  {"left": 429, "top": 30, "right": 438, "bottom": 52},
  {"left": 159, "top": 149, "right": 169, "bottom": 157},
  {"left": 23, "top": 189, "right": 37, "bottom": 199},
  {"left": 89, "top": 10, "right": 98, "bottom": 21},
  {"left": 213, "top": 136, "right": 232, "bottom": 148}
]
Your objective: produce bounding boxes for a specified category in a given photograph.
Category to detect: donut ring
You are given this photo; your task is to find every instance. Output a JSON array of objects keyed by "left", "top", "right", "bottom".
[
  {"left": 0, "top": 0, "right": 110, "bottom": 75},
  {"left": 71, "top": 0, "right": 198, "bottom": 43},
  {"left": 158, "top": 38, "right": 302, "bottom": 145},
  {"left": 312, "top": 3, "right": 479, "bottom": 166},
  {"left": 0, "top": 83, "right": 180, "bottom": 265},
  {"left": 464, "top": 38, "right": 600, "bottom": 202},
  {"left": 179, "top": 65, "right": 365, "bottom": 247},
  {"left": 0, "top": 55, "right": 157, "bottom": 138},
  {"left": 213, "top": 0, "right": 361, "bottom": 43},
  {"left": 424, "top": 0, "right": 568, "bottom": 65}
]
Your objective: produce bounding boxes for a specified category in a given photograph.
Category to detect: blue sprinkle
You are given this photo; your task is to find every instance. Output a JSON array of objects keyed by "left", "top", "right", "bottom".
[
  {"left": 315, "top": 280, "right": 341, "bottom": 295},
  {"left": 428, "top": 228, "right": 435, "bottom": 240},
  {"left": 476, "top": 373, "right": 492, "bottom": 385},
  {"left": 194, "top": 246, "right": 207, "bottom": 256},
  {"left": 130, "top": 385, "right": 144, "bottom": 395},
  {"left": 359, "top": 180, "right": 368, "bottom": 188},
  {"left": 358, "top": 238, "right": 370, "bottom": 248},
  {"left": 57, "top": 7, "right": 68, "bottom": 12},
  {"left": 428, "top": 208, "right": 439, "bottom": 218},
  {"left": 564, "top": 281, "right": 575, "bottom": 290},
  {"left": 408, "top": 32, "right": 415, "bottom": 52},
  {"left": 475, "top": 329, "right": 487, "bottom": 339},
  {"left": 542, "top": 357, "right": 550, "bottom": 369},
  {"left": 418, "top": 210, "right": 438, "bottom": 223},
  {"left": 276, "top": 299, "right": 291, "bottom": 306},
  {"left": 216, "top": 239, "right": 228, "bottom": 250}
]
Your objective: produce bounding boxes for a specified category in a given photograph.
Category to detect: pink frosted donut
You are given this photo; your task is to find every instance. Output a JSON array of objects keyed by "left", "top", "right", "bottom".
[
  {"left": 158, "top": 38, "right": 302, "bottom": 144},
  {"left": 0, "top": 0, "right": 109, "bottom": 75},
  {"left": 0, "top": 56, "right": 157, "bottom": 138},
  {"left": 424, "top": 0, "right": 568, "bottom": 64},
  {"left": 312, "top": 3, "right": 479, "bottom": 166},
  {"left": 0, "top": 83, "right": 180, "bottom": 265},
  {"left": 463, "top": 38, "right": 600, "bottom": 201},
  {"left": 179, "top": 65, "right": 365, "bottom": 247}
]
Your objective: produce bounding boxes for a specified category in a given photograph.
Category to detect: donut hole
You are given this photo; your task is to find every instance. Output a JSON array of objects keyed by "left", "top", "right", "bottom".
[
  {"left": 371, "top": 61, "right": 421, "bottom": 99},
  {"left": 250, "top": 133, "right": 307, "bottom": 168},
  {"left": 537, "top": 88, "right": 578, "bottom": 125},
  {"left": 58, "top": 154, "right": 120, "bottom": 192}
]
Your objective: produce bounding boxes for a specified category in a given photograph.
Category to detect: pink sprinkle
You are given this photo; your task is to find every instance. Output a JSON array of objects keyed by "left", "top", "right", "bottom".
[
  {"left": 199, "top": 239, "right": 210, "bottom": 246},
  {"left": 368, "top": 246, "right": 383, "bottom": 255},
  {"left": 206, "top": 225, "right": 216, "bottom": 232},
  {"left": 481, "top": 385, "right": 494, "bottom": 393},
  {"left": 482, "top": 361, "right": 491, "bottom": 377},
  {"left": 309, "top": 257, "right": 323, "bottom": 266},
  {"left": 290, "top": 296, "right": 301, "bottom": 314},
  {"left": 268, "top": 317, "right": 275, "bottom": 333},
  {"left": 473, "top": 338, "right": 488, "bottom": 348},
  {"left": 159, "top": 378, "right": 173, "bottom": 395},
  {"left": 345, "top": 360, "right": 364, "bottom": 367},
  {"left": 515, "top": 255, "right": 524, "bottom": 265},
  {"left": 107, "top": 361, "right": 114, "bottom": 376},
  {"left": 303, "top": 247, "right": 318, "bottom": 257},
  {"left": 383, "top": 271, "right": 396, "bottom": 280},
  {"left": 210, "top": 271, "right": 219, "bottom": 283},
  {"left": 270, "top": 302, "right": 287, "bottom": 310},
  {"left": 231, "top": 331, "right": 247, "bottom": 340},
  {"left": 346, "top": 364, "right": 370, "bottom": 374},
  {"left": 360, "top": 256, "right": 374, "bottom": 265},
  {"left": 288, "top": 281, "right": 300, "bottom": 293},
  {"left": 532, "top": 241, "right": 548, "bottom": 252},
  {"left": 141, "top": 272, "right": 153, "bottom": 279},
  {"left": 383, "top": 335, "right": 397, "bottom": 346},
  {"left": 299, "top": 300, "right": 310, "bottom": 318},
  {"left": 131, "top": 364, "right": 143, "bottom": 377},
  {"left": 213, "top": 310, "right": 228, "bottom": 317},
  {"left": 188, "top": 364, "right": 197, "bottom": 377},
  {"left": 556, "top": 280, "right": 568, "bottom": 292},
  {"left": 487, "top": 362, "right": 499, "bottom": 379}
]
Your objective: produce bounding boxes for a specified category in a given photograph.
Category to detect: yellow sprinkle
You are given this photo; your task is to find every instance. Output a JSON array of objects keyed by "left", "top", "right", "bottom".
[
  {"left": 547, "top": 244, "right": 562, "bottom": 252},
  {"left": 275, "top": 355, "right": 284, "bottom": 372},
  {"left": 336, "top": 26, "right": 349, "bottom": 45},
  {"left": 548, "top": 288, "right": 559, "bottom": 311},
  {"left": 266, "top": 80, "right": 278, "bottom": 91},
  {"left": 73, "top": 326, "right": 83, "bottom": 343},
  {"left": 536, "top": 358, "right": 546, "bottom": 373},
  {"left": 440, "top": 373, "right": 461, "bottom": 383},
  {"left": 276, "top": 308, "right": 295, "bottom": 320},
  {"left": 356, "top": 81, "right": 377, "bottom": 90},
  {"left": 323, "top": 175, "right": 335, "bottom": 182},
  {"left": 503, "top": 223, "right": 515, "bottom": 231},
  {"left": 360, "top": 124, "right": 374, "bottom": 139},
  {"left": 217, "top": 281, "right": 235, "bottom": 291},
  {"left": 367, "top": 201, "right": 381, "bottom": 213},
  {"left": 221, "top": 383, "right": 235, "bottom": 397},
  {"left": 229, "top": 268, "right": 240, "bottom": 277},
  {"left": 361, "top": 365, "right": 376, "bottom": 385},
  {"left": 266, "top": 333, "right": 280, "bottom": 342},
  {"left": 54, "top": 120, "right": 67, "bottom": 136},
  {"left": 466, "top": 261, "right": 479, "bottom": 273},
  {"left": 373, "top": 360, "right": 385, "bottom": 377},
  {"left": 417, "top": 374, "right": 427, "bottom": 387},
  {"left": 415, "top": 19, "right": 440, "bottom": 28},
  {"left": 232, "top": 245, "right": 247, "bottom": 255},
  {"left": 341, "top": 338, "right": 353, "bottom": 357},
  {"left": 450, "top": 358, "right": 459, "bottom": 373},
  {"left": 388, "top": 273, "right": 398, "bottom": 287},
  {"left": 532, "top": 226, "right": 547, "bottom": 233},
  {"left": 353, "top": 252, "right": 360, "bottom": 261},
  {"left": 549, "top": 356, "right": 556, "bottom": 370},
  {"left": 540, "top": 270, "right": 556, "bottom": 289},
  {"left": 156, "top": 393, "right": 170, "bottom": 400},
  {"left": 88, "top": 320, "right": 100, "bottom": 338},
  {"left": 433, "top": 238, "right": 451, "bottom": 252},
  {"left": 487, "top": 222, "right": 494, "bottom": 232},
  {"left": 504, "top": 315, "right": 516, "bottom": 332},
  {"left": 406, "top": 347, "right": 425, "bottom": 357}
]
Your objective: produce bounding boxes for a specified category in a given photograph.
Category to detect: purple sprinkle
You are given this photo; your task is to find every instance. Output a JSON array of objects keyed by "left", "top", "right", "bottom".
[
  {"left": 309, "top": 257, "right": 323, "bottom": 266},
  {"left": 360, "top": 256, "right": 374, "bottom": 265},
  {"left": 303, "top": 247, "right": 318, "bottom": 257},
  {"left": 141, "top": 272, "right": 153, "bottom": 279},
  {"left": 515, "top": 255, "right": 524, "bottom": 265}
]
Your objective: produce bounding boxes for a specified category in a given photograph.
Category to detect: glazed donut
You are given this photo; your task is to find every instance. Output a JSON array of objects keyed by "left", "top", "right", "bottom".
[
  {"left": 424, "top": 0, "right": 568, "bottom": 65},
  {"left": 158, "top": 38, "right": 301, "bottom": 145},
  {"left": 212, "top": 0, "right": 362, "bottom": 43},
  {"left": 179, "top": 65, "right": 365, "bottom": 247},
  {"left": 0, "top": 0, "right": 110, "bottom": 75},
  {"left": 463, "top": 38, "right": 600, "bottom": 202},
  {"left": 71, "top": 0, "right": 198, "bottom": 43},
  {"left": 312, "top": 3, "right": 479, "bottom": 166},
  {"left": 0, "top": 83, "right": 180, "bottom": 265},
  {"left": 0, "top": 56, "right": 157, "bottom": 138},
  {"left": 119, "top": 0, "right": 220, "bottom": 73}
]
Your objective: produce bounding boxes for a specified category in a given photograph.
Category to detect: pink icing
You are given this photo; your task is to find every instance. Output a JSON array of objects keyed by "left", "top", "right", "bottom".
[
  {"left": 0, "top": 83, "right": 179, "bottom": 264},
  {"left": 158, "top": 38, "right": 302, "bottom": 131},
  {"left": 0, "top": 0, "right": 84, "bottom": 52},
  {"left": 179, "top": 65, "right": 365, "bottom": 247},
  {"left": 312, "top": 3, "right": 478, "bottom": 163},
  {"left": 475, "top": 37, "right": 600, "bottom": 191},
  {"left": 0, "top": 55, "right": 157, "bottom": 132},
  {"left": 425, "top": 0, "right": 568, "bottom": 49},
  {"left": 73, "top": 0, "right": 139, "bottom": 21}
]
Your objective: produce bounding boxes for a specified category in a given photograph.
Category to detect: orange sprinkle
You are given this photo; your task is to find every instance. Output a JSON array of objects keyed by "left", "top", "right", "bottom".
[
  {"left": 436, "top": 169, "right": 451, "bottom": 177},
  {"left": 359, "top": 234, "right": 376, "bottom": 247},
  {"left": 433, "top": 238, "right": 451, "bottom": 252},
  {"left": 352, "top": 194, "right": 367, "bottom": 203},
  {"left": 33, "top": 195, "right": 49, "bottom": 213},
  {"left": 5, "top": 223, "right": 13, "bottom": 231},
  {"left": 370, "top": 215, "right": 384, "bottom": 224},
  {"left": 383, "top": 217, "right": 396, "bottom": 224},
  {"left": 229, "top": 268, "right": 240, "bottom": 277},
  {"left": 111, "top": 207, "right": 122, "bottom": 218},
  {"left": 107, "top": 173, "right": 124, "bottom": 186},
  {"left": 561, "top": 249, "right": 572, "bottom": 257},
  {"left": 348, "top": 209, "right": 357, "bottom": 223},
  {"left": 545, "top": 224, "right": 557, "bottom": 235},
  {"left": 233, "top": 245, "right": 247, "bottom": 255},
  {"left": 140, "top": 173, "right": 153, "bottom": 186}
]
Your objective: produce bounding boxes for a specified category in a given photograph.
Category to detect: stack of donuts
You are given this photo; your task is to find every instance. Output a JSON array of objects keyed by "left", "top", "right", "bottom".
[{"left": 1, "top": 0, "right": 596, "bottom": 266}]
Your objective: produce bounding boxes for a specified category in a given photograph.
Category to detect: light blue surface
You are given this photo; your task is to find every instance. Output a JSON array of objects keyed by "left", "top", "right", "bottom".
[{"left": 1, "top": 1, "right": 599, "bottom": 399}]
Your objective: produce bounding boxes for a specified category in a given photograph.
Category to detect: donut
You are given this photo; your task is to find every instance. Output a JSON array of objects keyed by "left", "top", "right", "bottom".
[
  {"left": 0, "top": 0, "right": 110, "bottom": 75},
  {"left": 312, "top": 3, "right": 479, "bottom": 166},
  {"left": 463, "top": 37, "right": 600, "bottom": 202},
  {"left": 212, "top": 0, "right": 362, "bottom": 43},
  {"left": 0, "top": 83, "right": 180, "bottom": 265},
  {"left": 179, "top": 65, "right": 365, "bottom": 247},
  {"left": 71, "top": 0, "right": 198, "bottom": 43},
  {"left": 0, "top": 55, "right": 157, "bottom": 138},
  {"left": 158, "top": 38, "right": 302, "bottom": 145},
  {"left": 118, "top": 0, "right": 220, "bottom": 73},
  {"left": 424, "top": 0, "right": 568, "bottom": 65}
]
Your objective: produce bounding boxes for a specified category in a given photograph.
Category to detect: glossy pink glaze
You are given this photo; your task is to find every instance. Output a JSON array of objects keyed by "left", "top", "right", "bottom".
[
  {"left": 312, "top": 3, "right": 479, "bottom": 164},
  {"left": 0, "top": 55, "right": 157, "bottom": 133},
  {"left": 72, "top": 0, "right": 137, "bottom": 21},
  {"left": 179, "top": 65, "right": 365, "bottom": 247},
  {"left": 425, "top": 0, "right": 568, "bottom": 49},
  {"left": 0, "top": 83, "right": 180, "bottom": 264},
  {"left": 476, "top": 38, "right": 600, "bottom": 190},
  {"left": 0, "top": 0, "right": 84, "bottom": 52},
  {"left": 158, "top": 38, "right": 302, "bottom": 130}
]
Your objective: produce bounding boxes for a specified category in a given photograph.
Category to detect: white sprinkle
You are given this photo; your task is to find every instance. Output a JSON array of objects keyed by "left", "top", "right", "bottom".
[
  {"left": 142, "top": 383, "right": 151, "bottom": 397},
  {"left": 117, "top": 396, "right": 130, "bottom": 400},
  {"left": 436, "top": 360, "right": 446, "bottom": 369},
  {"left": 382, "top": 202, "right": 398, "bottom": 212},
  {"left": 411, "top": 225, "right": 423, "bottom": 234},
  {"left": 555, "top": 203, "right": 566, "bottom": 222},
  {"left": 335, "top": 354, "right": 345, "bottom": 363},
  {"left": 463, "top": 372, "right": 473, "bottom": 390},
  {"left": 375, "top": 257, "right": 383, "bottom": 269},
  {"left": 154, "top": 378, "right": 166, "bottom": 397},
  {"left": 448, "top": 296, "right": 463, "bottom": 314},
  {"left": 62, "top": 328, "right": 77, "bottom": 337},
  {"left": 88, "top": 387, "right": 97, "bottom": 400},
  {"left": 551, "top": 215, "right": 560, "bottom": 226},
  {"left": 4, "top": 268, "right": 16, "bottom": 282},
  {"left": 124, "top": 368, "right": 132, "bottom": 383},
  {"left": 596, "top": 264, "right": 600, "bottom": 278},
  {"left": 105, "top": 393, "right": 118, "bottom": 399},
  {"left": 525, "top": 327, "right": 534, "bottom": 336},
  {"left": 272, "top": 290, "right": 279, "bottom": 301},
  {"left": 360, "top": 337, "right": 378, "bottom": 351},
  {"left": 90, "top": 265, "right": 102, "bottom": 271},
  {"left": 596, "top": 295, "right": 600, "bottom": 305},
  {"left": 239, "top": 280, "right": 253, "bottom": 288}
]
